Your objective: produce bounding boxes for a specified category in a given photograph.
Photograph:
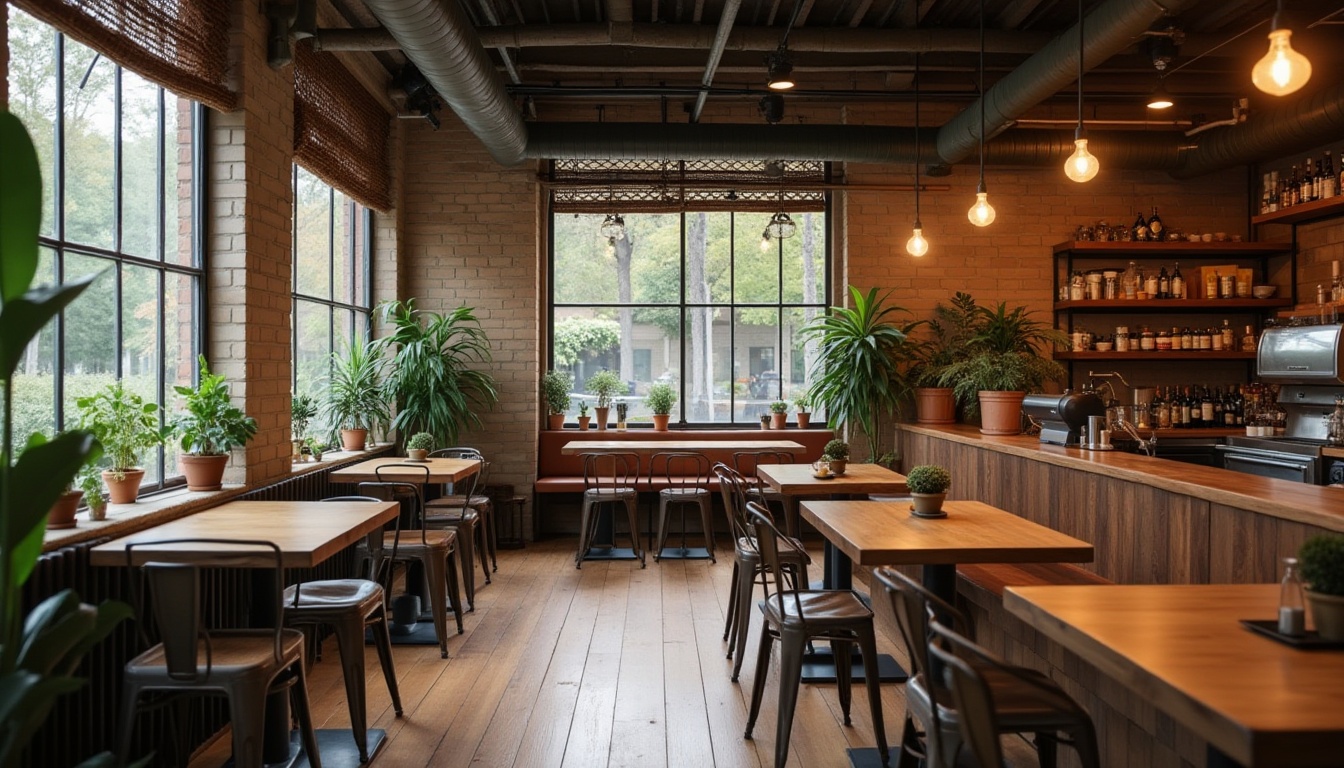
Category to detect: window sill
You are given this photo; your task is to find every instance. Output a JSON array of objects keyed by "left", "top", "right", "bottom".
[{"left": 41, "top": 444, "right": 394, "bottom": 553}]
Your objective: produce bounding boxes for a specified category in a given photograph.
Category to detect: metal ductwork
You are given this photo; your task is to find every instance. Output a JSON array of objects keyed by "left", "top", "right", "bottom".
[
  {"left": 1173, "top": 81, "right": 1344, "bottom": 179},
  {"left": 360, "top": 0, "right": 527, "bottom": 166},
  {"left": 935, "top": 0, "right": 1194, "bottom": 165}
]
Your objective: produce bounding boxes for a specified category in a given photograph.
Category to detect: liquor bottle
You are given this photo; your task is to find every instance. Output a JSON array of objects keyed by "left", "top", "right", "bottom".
[
  {"left": 1182, "top": 386, "right": 1195, "bottom": 427},
  {"left": 1201, "top": 387, "right": 1216, "bottom": 426},
  {"left": 1260, "top": 174, "right": 1271, "bottom": 214},
  {"left": 1301, "top": 157, "right": 1314, "bottom": 203},
  {"left": 1225, "top": 388, "right": 1238, "bottom": 426},
  {"left": 1181, "top": 326, "right": 1193, "bottom": 350},
  {"left": 1158, "top": 266, "right": 1170, "bottom": 299},
  {"left": 1221, "top": 319, "right": 1234, "bottom": 349},
  {"left": 1325, "top": 152, "right": 1338, "bottom": 199},
  {"left": 1315, "top": 157, "right": 1325, "bottom": 201},
  {"left": 1148, "top": 206, "right": 1164, "bottom": 239},
  {"left": 1153, "top": 388, "right": 1169, "bottom": 429},
  {"left": 1269, "top": 170, "right": 1280, "bottom": 211},
  {"left": 1165, "top": 387, "right": 1179, "bottom": 428},
  {"left": 1333, "top": 260, "right": 1342, "bottom": 303},
  {"left": 1171, "top": 262, "right": 1184, "bottom": 299},
  {"left": 1133, "top": 211, "right": 1149, "bottom": 242},
  {"left": 1213, "top": 386, "right": 1225, "bottom": 424},
  {"left": 1212, "top": 324, "right": 1224, "bottom": 351},
  {"left": 1286, "top": 165, "right": 1298, "bottom": 207}
]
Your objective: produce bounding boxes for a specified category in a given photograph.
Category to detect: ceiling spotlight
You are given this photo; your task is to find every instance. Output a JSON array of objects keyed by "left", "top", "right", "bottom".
[
  {"left": 766, "top": 47, "right": 795, "bottom": 90},
  {"left": 1252, "top": 2, "right": 1311, "bottom": 96},
  {"left": 599, "top": 213, "right": 626, "bottom": 240},
  {"left": 1147, "top": 80, "right": 1174, "bottom": 110}
]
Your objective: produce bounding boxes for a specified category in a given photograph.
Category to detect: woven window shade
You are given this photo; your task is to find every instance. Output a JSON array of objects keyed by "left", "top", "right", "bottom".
[
  {"left": 294, "top": 42, "right": 392, "bottom": 212},
  {"left": 12, "top": 0, "right": 234, "bottom": 112}
]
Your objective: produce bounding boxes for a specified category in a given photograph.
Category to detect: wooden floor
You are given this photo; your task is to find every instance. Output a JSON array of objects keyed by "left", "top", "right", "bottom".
[{"left": 192, "top": 538, "right": 1038, "bottom": 768}]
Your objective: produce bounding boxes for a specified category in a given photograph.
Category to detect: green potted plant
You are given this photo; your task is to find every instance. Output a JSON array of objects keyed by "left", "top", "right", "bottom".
[
  {"left": 171, "top": 356, "right": 258, "bottom": 491},
  {"left": 822, "top": 438, "right": 850, "bottom": 475},
  {"left": 291, "top": 392, "right": 318, "bottom": 461},
  {"left": 38, "top": 433, "right": 83, "bottom": 531},
  {"left": 543, "top": 370, "right": 573, "bottom": 430},
  {"left": 577, "top": 402, "right": 591, "bottom": 431},
  {"left": 406, "top": 431, "right": 435, "bottom": 462},
  {"left": 906, "top": 464, "right": 952, "bottom": 518},
  {"left": 794, "top": 394, "right": 812, "bottom": 429},
  {"left": 646, "top": 383, "right": 677, "bottom": 431},
  {"left": 306, "top": 437, "right": 328, "bottom": 463},
  {"left": 75, "top": 380, "right": 167, "bottom": 504},
  {"left": 769, "top": 400, "right": 790, "bottom": 430},
  {"left": 586, "top": 370, "right": 625, "bottom": 432},
  {"left": 326, "top": 336, "right": 391, "bottom": 452},
  {"left": 1300, "top": 535, "right": 1344, "bottom": 641},
  {"left": 910, "top": 292, "right": 979, "bottom": 424},
  {"left": 937, "top": 301, "right": 1067, "bottom": 435},
  {"left": 77, "top": 465, "right": 107, "bottom": 522}
]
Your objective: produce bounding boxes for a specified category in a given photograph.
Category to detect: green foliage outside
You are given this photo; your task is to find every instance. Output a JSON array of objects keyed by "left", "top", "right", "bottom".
[
  {"left": 552, "top": 317, "right": 619, "bottom": 367},
  {"left": 1300, "top": 535, "right": 1344, "bottom": 596},
  {"left": 906, "top": 465, "right": 952, "bottom": 494}
]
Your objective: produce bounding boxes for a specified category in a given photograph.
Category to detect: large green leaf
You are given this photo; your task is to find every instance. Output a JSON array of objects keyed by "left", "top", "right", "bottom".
[
  {"left": 7, "top": 431, "right": 99, "bottom": 586},
  {"left": 52, "top": 600, "right": 133, "bottom": 677},
  {"left": 0, "top": 112, "right": 41, "bottom": 305},
  {"left": 0, "top": 276, "right": 98, "bottom": 381},
  {"left": 0, "top": 670, "right": 85, "bottom": 765},
  {"left": 18, "top": 592, "right": 94, "bottom": 675}
]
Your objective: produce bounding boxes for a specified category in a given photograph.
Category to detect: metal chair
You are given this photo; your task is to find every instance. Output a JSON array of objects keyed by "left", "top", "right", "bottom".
[
  {"left": 576, "top": 452, "right": 645, "bottom": 568},
  {"left": 423, "top": 447, "right": 489, "bottom": 610},
  {"left": 649, "top": 452, "right": 715, "bottom": 562},
  {"left": 282, "top": 495, "right": 403, "bottom": 763},
  {"left": 117, "top": 539, "right": 321, "bottom": 768},
  {"left": 427, "top": 446, "right": 497, "bottom": 570},
  {"left": 733, "top": 450, "right": 798, "bottom": 535},
  {"left": 878, "top": 566, "right": 1101, "bottom": 768},
  {"left": 715, "top": 463, "right": 809, "bottom": 681},
  {"left": 743, "top": 504, "right": 888, "bottom": 768}
]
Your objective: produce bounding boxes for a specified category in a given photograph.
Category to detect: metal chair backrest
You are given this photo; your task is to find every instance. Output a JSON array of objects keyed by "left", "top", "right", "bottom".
[
  {"left": 125, "top": 538, "right": 284, "bottom": 681},
  {"left": 428, "top": 447, "right": 485, "bottom": 498},
  {"left": 581, "top": 452, "right": 639, "bottom": 494},
  {"left": 364, "top": 467, "right": 430, "bottom": 549},
  {"left": 873, "top": 566, "right": 970, "bottom": 682},
  {"left": 928, "top": 620, "right": 1007, "bottom": 768},
  {"left": 746, "top": 503, "right": 807, "bottom": 626},
  {"left": 713, "top": 463, "right": 753, "bottom": 541},
  {"left": 733, "top": 450, "right": 793, "bottom": 481},
  {"left": 318, "top": 494, "right": 397, "bottom": 592},
  {"left": 649, "top": 452, "right": 710, "bottom": 494}
]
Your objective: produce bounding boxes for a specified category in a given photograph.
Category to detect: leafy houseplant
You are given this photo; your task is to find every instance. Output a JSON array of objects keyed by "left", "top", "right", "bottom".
[
  {"left": 911, "top": 292, "right": 980, "bottom": 424},
  {"left": 1, "top": 111, "right": 131, "bottom": 766},
  {"left": 77, "top": 466, "right": 107, "bottom": 522},
  {"left": 937, "top": 301, "right": 1067, "bottom": 435},
  {"left": 586, "top": 370, "right": 625, "bottom": 432},
  {"left": 379, "top": 300, "right": 498, "bottom": 447},
  {"left": 171, "top": 356, "right": 258, "bottom": 491},
  {"left": 326, "top": 336, "right": 391, "bottom": 451},
  {"left": 646, "top": 383, "right": 677, "bottom": 431},
  {"left": 794, "top": 394, "right": 812, "bottom": 429},
  {"left": 822, "top": 438, "right": 850, "bottom": 475},
  {"left": 306, "top": 438, "right": 328, "bottom": 462},
  {"left": 406, "top": 431, "right": 435, "bottom": 462},
  {"left": 577, "top": 402, "right": 591, "bottom": 431},
  {"left": 75, "top": 380, "right": 166, "bottom": 504},
  {"left": 1300, "top": 535, "right": 1344, "bottom": 641},
  {"left": 801, "top": 286, "right": 919, "bottom": 463},
  {"left": 906, "top": 464, "right": 952, "bottom": 518},
  {"left": 291, "top": 392, "right": 318, "bottom": 460},
  {"left": 543, "top": 370, "right": 573, "bottom": 430},
  {"left": 769, "top": 400, "right": 789, "bottom": 429}
]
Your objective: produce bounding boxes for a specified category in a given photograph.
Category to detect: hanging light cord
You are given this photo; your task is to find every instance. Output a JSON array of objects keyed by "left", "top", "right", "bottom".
[
  {"left": 913, "top": 53, "right": 921, "bottom": 225},
  {"left": 978, "top": 0, "right": 986, "bottom": 191},
  {"left": 1076, "top": 0, "right": 1084, "bottom": 139}
]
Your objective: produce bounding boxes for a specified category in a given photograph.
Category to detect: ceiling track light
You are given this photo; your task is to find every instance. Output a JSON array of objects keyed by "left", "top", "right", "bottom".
[
  {"left": 906, "top": 54, "right": 929, "bottom": 257},
  {"left": 1064, "top": 0, "right": 1100, "bottom": 183},
  {"left": 1147, "top": 78, "right": 1174, "bottom": 110},
  {"left": 1252, "top": 0, "right": 1312, "bottom": 96},
  {"left": 967, "top": 0, "right": 996, "bottom": 228}
]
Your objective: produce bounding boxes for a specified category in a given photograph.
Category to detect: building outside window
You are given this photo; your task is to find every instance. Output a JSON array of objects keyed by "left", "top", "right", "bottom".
[{"left": 6, "top": 7, "right": 203, "bottom": 490}]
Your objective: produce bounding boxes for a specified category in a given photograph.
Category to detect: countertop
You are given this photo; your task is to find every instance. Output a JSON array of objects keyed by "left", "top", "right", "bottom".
[{"left": 900, "top": 424, "right": 1344, "bottom": 533}]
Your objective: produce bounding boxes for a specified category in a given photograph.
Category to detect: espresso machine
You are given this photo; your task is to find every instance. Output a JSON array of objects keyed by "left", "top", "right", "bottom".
[{"left": 1022, "top": 392, "right": 1107, "bottom": 446}]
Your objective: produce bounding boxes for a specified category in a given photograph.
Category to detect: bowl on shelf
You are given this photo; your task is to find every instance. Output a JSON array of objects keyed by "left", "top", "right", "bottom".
[{"left": 1252, "top": 285, "right": 1277, "bottom": 299}]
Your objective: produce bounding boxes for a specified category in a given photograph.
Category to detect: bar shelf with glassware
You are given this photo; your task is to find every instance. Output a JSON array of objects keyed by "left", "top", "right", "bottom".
[
  {"left": 1055, "top": 351, "right": 1257, "bottom": 361},
  {"left": 1052, "top": 241, "right": 1293, "bottom": 258},
  {"left": 1251, "top": 196, "right": 1344, "bottom": 227},
  {"left": 1055, "top": 299, "right": 1292, "bottom": 312}
]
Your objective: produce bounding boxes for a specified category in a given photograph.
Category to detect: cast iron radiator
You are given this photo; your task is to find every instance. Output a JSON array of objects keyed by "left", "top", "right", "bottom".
[{"left": 20, "top": 462, "right": 371, "bottom": 766}]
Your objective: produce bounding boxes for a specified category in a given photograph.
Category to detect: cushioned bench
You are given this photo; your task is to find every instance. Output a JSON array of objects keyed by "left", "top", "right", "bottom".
[{"left": 958, "top": 562, "right": 1113, "bottom": 599}]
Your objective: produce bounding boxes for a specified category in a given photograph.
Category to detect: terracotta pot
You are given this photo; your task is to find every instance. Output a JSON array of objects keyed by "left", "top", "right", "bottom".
[
  {"left": 1307, "top": 590, "right": 1344, "bottom": 641},
  {"left": 828, "top": 459, "right": 848, "bottom": 476},
  {"left": 340, "top": 428, "right": 368, "bottom": 451},
  {"left": 407, "top": 448, "right": 429, "bottom": 462},
  {"left": 594, "top": 406, "right": 610, "bottom": 431},
  {"left": 978, "top": 390, "right": 1027, "bottom": 435},
  {"left": 103, "top": 468, "right": 146, "bottom": 505},
  {"left": 796, "top": 412, "right": 811, "bottom": 429},
  {"left": 910, "top": 491, "right": 948, "bottom": 518},
  {"left": 547, "top": 413, "right": 566, "bottom": 430},
  {"left": 652, "top": 413, "right": 671, "bottom": 431},
  {"left": 180, "top": 454, "right": 229, "bottom": 492},
  {"left": 578, "top": 416, "right": 591, "bottom": 431},
  {"left": 915, "top": 387, "right": 958, "bottom": 424},
  {"left": 49, "top": 490, "right": 82, "bottom": 530},
  {"left": 770, "top": 412, "right": 787, "bottom": 430}
]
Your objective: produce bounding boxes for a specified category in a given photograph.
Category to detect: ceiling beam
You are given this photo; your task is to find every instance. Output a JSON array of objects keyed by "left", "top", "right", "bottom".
[
  {"left": 474, "top": 23, "right": 1055, "bottom": 51},
  {"left": 690, "top": 0, "right": 744, "bottom": 122},
  {"left": 994, "top": 0, "right": 1045, "bottom": 30}
]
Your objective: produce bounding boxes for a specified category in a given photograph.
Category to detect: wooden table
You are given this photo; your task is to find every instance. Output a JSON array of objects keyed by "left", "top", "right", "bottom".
[
  {"left": 559, "top": 439, "right": 805, "bottom": 455},
  {"left": 758, "top": 463, "right": 909, "bottom": 563},
  {"left": 1005, "top": 584, "right": 1344, "bottom": 768},
  {"left": 91, "top": 500, "right": 399, "bottom": 767},
  {"left": 329, "top": 456, "right": 481, "bottom": 485}
]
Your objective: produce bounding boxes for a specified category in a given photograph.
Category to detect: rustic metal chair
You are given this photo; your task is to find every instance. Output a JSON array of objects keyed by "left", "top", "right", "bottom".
[
  {"left": 733, "top": 450, "right": 798, "bottom": 534},
  {"left": 423, "top": 447, "right": 489, "bottom": 610},
  {"left": 649, "top": 451, "right": 715, "bottom": 562},
  {"left": 743, "top": 504, "right": 888, "bottom": 768},
  {"left": 118, "top": 539, "right": 321, "bottom": 768},
  {"left": 577, "top": 452, "right": 645, "bottom": 568}
]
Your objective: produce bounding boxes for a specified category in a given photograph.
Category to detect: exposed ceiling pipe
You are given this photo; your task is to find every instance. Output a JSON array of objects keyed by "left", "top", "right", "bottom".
[
  {"left": 311, "top": 27, "right": 400, "bottom": 51},
  {"left": 690, "top": 0, "right": 743, "bottom": 123},
  {"left": 934, "top": 0, "right": 1196, "bottom": 165},
  {"left": 360, "top": 0, "right": 527, "bottom": 166},
  {"left": 1174, "top": 81, "right": 1344, "bottom": 178}
]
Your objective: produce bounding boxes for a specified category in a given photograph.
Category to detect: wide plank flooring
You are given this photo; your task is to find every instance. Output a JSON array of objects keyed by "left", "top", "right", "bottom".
[{"left": 191, "top": 538, "right": 1038, "bottom": 767}]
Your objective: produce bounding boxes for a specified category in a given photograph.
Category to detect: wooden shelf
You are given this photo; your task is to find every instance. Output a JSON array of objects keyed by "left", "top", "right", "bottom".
[
  {"left": 1251, "top": 197, "right": 1344, "bottom": 227},
  {"left": 1275, "top": 300, "right": 1344, "bottom": 319},
  {"left": 1053, "top": 240, "right": 1292, "bottom": 258},
  {"left": 1054, "top": 298, "right": 1292, "bottom": 312},
  {"left": 1054, "top": 351, "right": 1256, "bottom": 361}
]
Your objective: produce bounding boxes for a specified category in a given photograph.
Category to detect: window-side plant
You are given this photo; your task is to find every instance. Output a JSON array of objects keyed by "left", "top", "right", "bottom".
[
  {"left": 406, "top": 431, "right": 435, "bottom": 462},
  {"left": 379, "top": 299, "right": 498, "bottom": 447},
  {"left": 543, "top": 370, "right": 573, "bottom": 430},
  {"left": 822, "top": 438, "right": 850, "bottom": 475},
  {"left": 769, "top": 400, "right": 789, "bottom": 429},
  {"left": 794, "top": 394, "right": 813, "bottom": 429},
  {"left": 1300, "top": 534, "right": 1344, "bottom": 641},
  {"left": 76, "top": 380, "right": 167, "bottom": 504},
  {"left": 326, "top": 335, "right": 391, "bottom": 451},
  {"left": 171, "top": 356, "right": 258, "bottom": 492},
  {"left": 577, "top": 401, "right": 592, "bottom": 431},
  {"left": 906, "top": 464, "right": 952, "bottom": 517},
  {"left": 291, "top": 392, "right": 318, "bottom": 460},
  {"left": 77, "top": 465, "right": 107, "bottom": 522},
  {"left": 586, "top": 370, "right": 626, "bottom": 431},
  {"left": 910, "top": 292, "right": 979, "bottom": 424},
  {"left": 646, "top": 383, "right": 677, "bottom": 431}
]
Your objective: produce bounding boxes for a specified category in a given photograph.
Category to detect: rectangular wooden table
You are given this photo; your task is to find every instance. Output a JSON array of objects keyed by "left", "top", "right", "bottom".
[
  {"left": 91, "top": 500, "right": 400, "bottom": 767},
  {"left": 328, "top": 456, "right": 481, "bottom": 485},
  {"left": 1005, "top": 583, "right": 1344, "bottom": 768},
  {"left": 758, "top": 463, "right": 909, "bottom": 569},
  {"left": 559, "top": 439, "right": 805, "bottom": 455}
]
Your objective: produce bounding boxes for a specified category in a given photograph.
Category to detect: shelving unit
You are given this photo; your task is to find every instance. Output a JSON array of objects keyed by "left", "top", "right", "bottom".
[
  {"left": 1056, "top": 351, "right": 1256, "bottom": 361},
  {"left": 1055, "top": 298, "right": 1292, "bottom": 312},
  {"left": 1251, "top": 197, "right": 1344, "bottom": 227}
]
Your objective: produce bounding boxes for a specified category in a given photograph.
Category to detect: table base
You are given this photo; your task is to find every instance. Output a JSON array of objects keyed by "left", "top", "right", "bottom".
[
  {"left": 371, "top": 618, "right": 441, "bottom": 646},
  {"left": 656, "top": 546, "right": 712, "bottom": 560},
  {"left": 228, "top": 727, "right": 388, "bottom": 767},
  {"left": 800, "top": 646, "right": 907, "bottom": 684},
  {"left": 581, "top": 546, "right": 641, "bottom": 562},
  {"left": 845, "top": 745, "right": 894, "bottom": 768}
]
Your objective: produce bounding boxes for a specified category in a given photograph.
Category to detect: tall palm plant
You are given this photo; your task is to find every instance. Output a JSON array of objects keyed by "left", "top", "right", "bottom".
[
  {"left": 378, "top": 299, "right": 498, "bottom": 446},
  {"left": 800, "top": 286, "right": 918, "bottom": 463},
  {"left": 325, "top": 336, "right": 391, "bottom": 434}
]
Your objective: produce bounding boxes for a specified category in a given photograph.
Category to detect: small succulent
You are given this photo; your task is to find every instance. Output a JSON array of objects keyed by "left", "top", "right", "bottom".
[
  {"left": 406, "top": 432, "right": 435, "bottom": 451},
  {"left": 906, "top": 464, "right": 952, "bottom": 495},
  {"left": 769, "top": 400, "right": 789, "bottom": 414},
  {"left": 822, "top": 439, "right": 850, "bottom": 461},
  {"left": 794, "top": 394, "right": 811, "bottom": 412},
  {"left": 578, "top": 402, "right": 589, "bottom": 417}
]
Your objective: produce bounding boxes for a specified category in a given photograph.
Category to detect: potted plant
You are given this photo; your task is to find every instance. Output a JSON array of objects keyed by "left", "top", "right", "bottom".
[
  {"left": 307, "top": 438, "right": 327, "bottom": 463},
  {"left": 327, "top": 336, "right": 391, "bottom": 452},
  {"left": 170, "top": 356, "right": 258, "bottom": 492},
  {"left": 646, "top": 383, "right": 677, "bottom": 431},
  {"left": 822, "top": 439, "right": 850, "bottom": 475},
  {"left": 45, "top": 438, "right": 83, "bottom": 531},
  {"left": 937, "top": 302, "right": 1067, "bottom": 435},
  {"left": 76, "top": 380, "right": 167, "bottom": 504},
  {"left": 543, "top": 370, "right": 572, "bottom": 430},
  {"left": 586, "top": 370, "right": 625, "bottom": 432},
  {"left": 406, "top": 431, "right": 435, "bottom": 462},
  {"left": 906, "top": 464, "right": 952, "bottom": 518},
  {"left": 910, "top": 292, "right": 979, "bottom": 424},
  {"left": 577, "top": 402, "right": 592, "bottom": 431},
  {"left": 291, "top": 392, "right": 318, "bottom": 461},
  {"left": 794, "top": 394, "right": 812, "bottom": 429},
  {"left": 78, "top": 465, "right": 107, "bottom": 522},
  {"left": 1300, "top": 534, "right": 1344, "bottom": 641},
  {"left": 769, "top": 400, "right": 789, "bottom": 429}
]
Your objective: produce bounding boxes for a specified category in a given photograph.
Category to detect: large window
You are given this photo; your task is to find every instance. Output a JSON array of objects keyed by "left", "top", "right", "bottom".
[
  {"left": 7, "top": 7, "right": 203, "bottom": 490},
  {"left": 551, "top": 209, "right": 829, "bottom": 425},
  {"left": 291, "top": 166, "right": 372, "bottom": 399}
]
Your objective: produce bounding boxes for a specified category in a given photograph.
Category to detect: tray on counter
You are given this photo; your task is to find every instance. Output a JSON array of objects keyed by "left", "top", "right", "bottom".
[{"left": 1241, "top": 619, "right": 1344, "bottom": 650}]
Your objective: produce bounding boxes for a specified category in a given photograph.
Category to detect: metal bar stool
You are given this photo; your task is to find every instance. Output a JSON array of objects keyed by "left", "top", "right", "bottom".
[
  {"left": 649, "top": 451, "right": 715, "bottom": 562},
  {"left": 577, "top": 452, "right": 645, "bottom": 568}
]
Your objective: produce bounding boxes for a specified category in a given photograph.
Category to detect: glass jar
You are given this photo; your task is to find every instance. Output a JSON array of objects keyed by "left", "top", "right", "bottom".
[
  {"left": 1070, "top": 272, "right": 1086, "bottom": 301},
  {"left": 1115, "top": 326, "right": 1130, "bottom": 352},
  {"left": 1156, "top": 331, "right": 1172, "bottom": 351},
  {"left": 1140, "top": 327, "right": 1155, "bottom": 351},
  {"left": 1120, "top": 261, "right": 1139, "bottom": 299}
]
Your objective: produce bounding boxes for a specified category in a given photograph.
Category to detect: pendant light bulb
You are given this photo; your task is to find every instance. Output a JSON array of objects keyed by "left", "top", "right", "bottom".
[
  {"left": 968, "top": 191, "right": 996, "bottom": 227},
  {"left": 1065, "top": 137, "right": 1100, "bottom": 183},
  {"left": 1252, "top": 28, "right": 1311, "bottom": 96},
  {"left": 906, "top": 227, "right": 929, "bottom": 258}
]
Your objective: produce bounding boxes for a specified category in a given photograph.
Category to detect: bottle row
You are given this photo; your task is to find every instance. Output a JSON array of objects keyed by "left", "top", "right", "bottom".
[
  {"left": 1136, "top": 383, "right": 1281, "bottom": 432},
  {"left": 1072, "top": 207, "right": 1189, "bottom": 243},
  {"left": 1062, "top": 261, "right": 1261, "bottom": 302},
  {"left": 1070, "top": 322, "right": 1256, "bottom": 353},
  {"left": 1259, "top": 150, "right": 1339, "bottom": 213}
]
